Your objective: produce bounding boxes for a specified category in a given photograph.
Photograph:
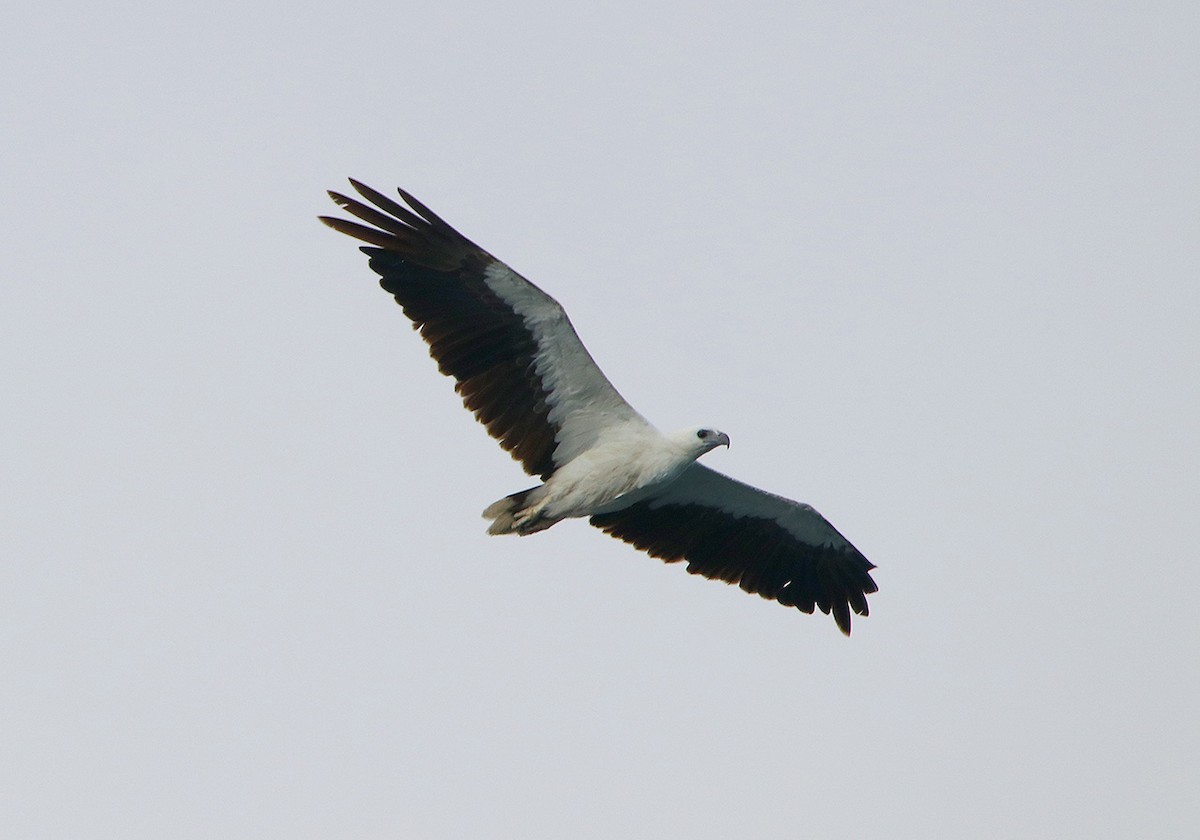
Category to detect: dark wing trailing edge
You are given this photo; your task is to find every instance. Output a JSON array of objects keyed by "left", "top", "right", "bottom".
[
  {"left": 590, "top": 465, "right": 877, "bottom": 635},
  {"left": 323, "top": 181, "right": 877, "bottom": 633},
  {"left": 320, "top": 180, "right": 646, "bottom": 479}
]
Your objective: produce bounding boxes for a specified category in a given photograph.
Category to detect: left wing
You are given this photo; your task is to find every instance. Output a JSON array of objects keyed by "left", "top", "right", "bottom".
[{"left": 590, "top": 464, "right": 877, "bottom": 635}]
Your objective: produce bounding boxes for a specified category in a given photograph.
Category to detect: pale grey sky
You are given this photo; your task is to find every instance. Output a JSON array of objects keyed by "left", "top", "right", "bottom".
[{"left": 3, "top": 2, "right": 1198, "bottom": 837}]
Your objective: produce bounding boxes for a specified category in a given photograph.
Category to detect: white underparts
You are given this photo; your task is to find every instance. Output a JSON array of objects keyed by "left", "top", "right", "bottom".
[{"left": 481, "top": 425, "right": 724, "bottom": 536}]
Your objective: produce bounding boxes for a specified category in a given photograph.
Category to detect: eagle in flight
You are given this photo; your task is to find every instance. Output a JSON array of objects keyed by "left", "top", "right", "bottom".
[{"left": 320, "top": 180, "right": 877, "bottom": 634}]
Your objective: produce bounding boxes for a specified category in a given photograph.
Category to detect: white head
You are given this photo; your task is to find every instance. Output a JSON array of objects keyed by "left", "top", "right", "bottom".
[{"left": 672, "top": 426, "right": 731, "bottom": 458}]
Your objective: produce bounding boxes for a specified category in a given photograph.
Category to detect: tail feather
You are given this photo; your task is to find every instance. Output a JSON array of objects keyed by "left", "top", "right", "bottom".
[{"left": 482, "top": 486, "right": 540, "bottom": 535}]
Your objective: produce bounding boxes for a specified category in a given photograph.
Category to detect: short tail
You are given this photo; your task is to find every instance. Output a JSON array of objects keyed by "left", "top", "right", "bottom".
[
  {"left": 480, "top": 484, "right": 559, "bottom": 537},
  {"left": 482, "top": 486, "right": 543, "bottom": 535}
]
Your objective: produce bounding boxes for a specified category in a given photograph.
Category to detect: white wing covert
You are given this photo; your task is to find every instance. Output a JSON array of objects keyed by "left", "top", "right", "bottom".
[
  {"left": 590, "top": 464, "right": 877, "bottom": 635},
  {"left": 323, "top": 180, "right": 879, "bottom": 635},
  {"left": 321, "top": 180, "right": 649, "bottom": 478}
]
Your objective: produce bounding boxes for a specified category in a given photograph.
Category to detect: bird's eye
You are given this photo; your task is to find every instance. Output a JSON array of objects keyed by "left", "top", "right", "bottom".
[{"left": 697, "top": 429, "right": 709, "bottom": 439}]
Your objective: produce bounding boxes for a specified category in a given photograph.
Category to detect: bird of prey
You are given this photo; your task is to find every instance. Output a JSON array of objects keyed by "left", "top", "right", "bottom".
[{"left": 320, "top": 180, "right": 877, "bottom": 634}]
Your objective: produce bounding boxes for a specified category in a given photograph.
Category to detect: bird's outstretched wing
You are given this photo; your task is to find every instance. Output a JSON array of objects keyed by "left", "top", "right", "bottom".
[
  {"left": 320, "top": 180, "right": 650, "bottom": 479},
  {"left": 590, "top": 464, "right": 877, "bottom": 635}
]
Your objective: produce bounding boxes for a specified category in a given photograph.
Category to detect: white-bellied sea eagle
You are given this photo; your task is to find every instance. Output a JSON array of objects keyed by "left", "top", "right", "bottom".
[{"left": 320, "top": 181, "right": 877, "bottom": 635}]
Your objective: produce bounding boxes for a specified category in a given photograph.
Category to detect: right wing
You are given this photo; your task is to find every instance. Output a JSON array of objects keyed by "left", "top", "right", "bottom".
[{"left": 320, "top": 180, "right": 650, "bottom": 478}]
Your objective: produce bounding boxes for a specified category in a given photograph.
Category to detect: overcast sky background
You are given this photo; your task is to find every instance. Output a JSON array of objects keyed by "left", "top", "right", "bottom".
[{"left": 4, "top": 2, "right": 1198, "bottom": 837}]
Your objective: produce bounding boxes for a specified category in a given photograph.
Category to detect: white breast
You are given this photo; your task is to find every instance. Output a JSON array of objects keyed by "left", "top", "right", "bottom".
[{"left": 540, "top": 425, "right": 692, "bottom": 521}]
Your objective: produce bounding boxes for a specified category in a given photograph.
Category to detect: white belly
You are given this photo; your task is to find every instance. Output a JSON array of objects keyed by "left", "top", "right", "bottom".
[{"left": 540, "top": 432, "right": 691, "bottom": 521}]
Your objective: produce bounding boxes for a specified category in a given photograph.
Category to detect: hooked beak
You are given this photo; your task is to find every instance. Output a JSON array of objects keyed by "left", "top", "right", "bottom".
[{"left": 716, "top": 432, "right": 731, "bottom": 449}]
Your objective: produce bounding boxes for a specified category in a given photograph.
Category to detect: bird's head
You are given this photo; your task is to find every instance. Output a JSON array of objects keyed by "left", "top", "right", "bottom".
[{"left": 677, "top": 426, "right": 731, "bottom": 458}]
